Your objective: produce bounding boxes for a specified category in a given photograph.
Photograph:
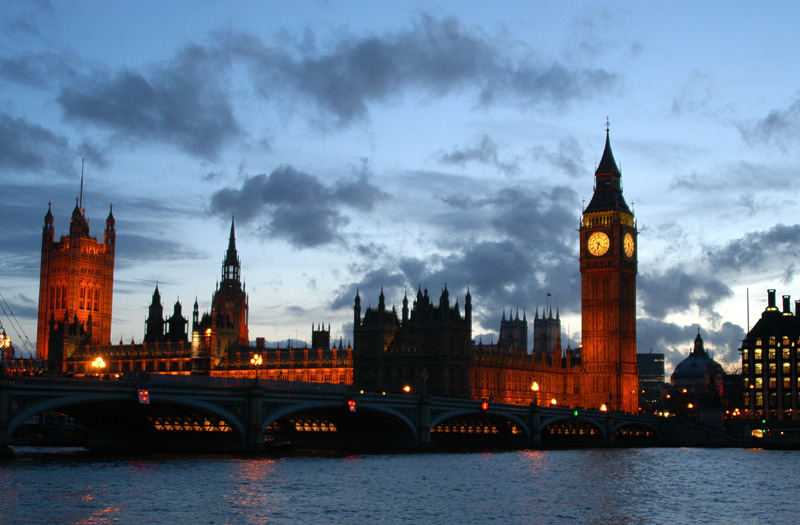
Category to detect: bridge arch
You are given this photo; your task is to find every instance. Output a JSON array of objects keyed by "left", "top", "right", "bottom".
[
  {"left": 7, "top": 391, "right": 247, "bottom": 451},
  {"left": 429, "top": 408, "right": 530, "bottom": 449},
  {"left": 262, "top": 398, "right": 418, "bottom": 450},
  {"left": 539, "top": 415, "right": 607, "bottom": 447}
]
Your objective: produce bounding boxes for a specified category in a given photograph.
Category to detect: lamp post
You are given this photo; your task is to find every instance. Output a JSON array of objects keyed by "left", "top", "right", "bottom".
[
  {"left": 250, "top": 353, "right": 262, "bottom": 381},
  {"left": 531, "top": 381, "right": 539, "bottom": 406}
]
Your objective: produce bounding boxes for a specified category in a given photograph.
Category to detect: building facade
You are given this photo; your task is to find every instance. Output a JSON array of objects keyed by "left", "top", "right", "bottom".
[
  {"left": 741, "top": 289, "right": 800, "bottom": 421},
  {"left": 193, "top": 218, "right": 249, "bottom": 368},
  {"left": 579, "top": 127, "right": 639, "bottom": 412},
  {"left": 36, "top": 196, "right": 116, "bottom": 364}
]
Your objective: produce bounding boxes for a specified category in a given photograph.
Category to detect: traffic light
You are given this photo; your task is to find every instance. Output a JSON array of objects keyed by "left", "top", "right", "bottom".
[
  {"left": 348, "top": 399, "right": 357, "bottom": 412},
  {"left": 573, "top": 409, "right": 579, "bottom": 417},
  {"left": 138, "top": 389, "right": 150, "bottom": 404},
  {"left": 481, "top": 401, "right": 489, "bottom": 411}
]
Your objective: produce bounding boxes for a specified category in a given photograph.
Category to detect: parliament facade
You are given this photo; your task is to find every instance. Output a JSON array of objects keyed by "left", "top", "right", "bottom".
[{"left": 39, "top": 129, "right": 639, "bottom": 412}]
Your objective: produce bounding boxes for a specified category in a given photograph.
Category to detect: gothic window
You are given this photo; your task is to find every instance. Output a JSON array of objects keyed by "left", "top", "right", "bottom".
[
  {"left": 783, "top": 348, "right": 791, "bottom": 360},
  {"left": 769, "top": 348, "right": 776, "bottom": 360},
  {"left": 755, "top": 348, "right": 762, "bottom": 360},
  {"left": 783, "top": 363, "right": 791, "bottom": 375},
  {"left": 755, "top": 363, "right": 763, "bottom": 375},
  {"left": 769, "top": 377, "right": 777, "bottom": 389},
  {"left": 93, "top": 288, "right": 99, "bottom": 311},
  {"left": 769, "top": 363, "right": 777, "bottom": 375}
]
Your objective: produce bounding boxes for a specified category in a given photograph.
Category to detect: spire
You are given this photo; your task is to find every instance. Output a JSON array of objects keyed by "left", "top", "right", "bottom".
[
  {"left": 584, "top": 122, "right": 631, "bottom": 215},
  {"left": 221, "top": 216, "right": 241, "bottom": 283},
  {"left": 595, "top": 120, "right": 621, "bottom": 177}
]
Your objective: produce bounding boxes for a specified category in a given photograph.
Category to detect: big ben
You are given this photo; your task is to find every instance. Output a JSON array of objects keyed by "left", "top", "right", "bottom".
[{"left": 579, "top": 125, "right": 638, "bottom": 413}]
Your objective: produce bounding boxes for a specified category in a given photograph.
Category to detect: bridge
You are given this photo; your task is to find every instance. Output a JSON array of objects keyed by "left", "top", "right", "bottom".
[{"left": 1, "top": 375, "right": 662, "bottom": 454}]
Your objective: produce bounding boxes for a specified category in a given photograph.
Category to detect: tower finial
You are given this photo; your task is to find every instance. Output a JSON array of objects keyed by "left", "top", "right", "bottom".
[
  {"left": 80, "top": 158, "right": 85, "bottom": 210},
  {"left": 605, "top": 117, "right": 610, "bottom": 134}
]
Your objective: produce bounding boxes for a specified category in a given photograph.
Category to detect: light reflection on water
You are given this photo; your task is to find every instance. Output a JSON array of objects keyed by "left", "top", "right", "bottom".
[{"left": 1, "top": 447, "right": 797, "bottom": 524}]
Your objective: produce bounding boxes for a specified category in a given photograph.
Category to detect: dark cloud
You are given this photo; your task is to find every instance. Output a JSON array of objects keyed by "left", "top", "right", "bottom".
[
  {"left": 706, "top": 223, "right": 800, "bottom": 277},
  {"left": 531, "top": 136, "right": 586, "bottom": 178},
  {"left": 114, "top": 234, "right": 206, "bottom": 270},
  {"left": 639, "top": 267, "right": 732, "bottom": 320},
  {"left": 438, "top": 135, "right": 519, "bottom": 175},
  {"left": 739, "top": 98, "right": 800, "bottom": 150},
  {"left": 58, "top": 45, "right": 239, "bottom": 160},
  {"left": 231, "top": 15, "right": 620, "bottom": 126},
  {"left": 0, "top": 51, "right": 77, "bottom": 87},
  {"left": 0, "top": 113, "right": 71, "bottom": 173},
  {"left": 209, "top": 164, "right": 388, "bottom": 248},
  {"left": 637, "top": 318, "right": 745, "bottom": 374},
  {"left": 330, "top": 267, "right": 408, "bottom": 311}
]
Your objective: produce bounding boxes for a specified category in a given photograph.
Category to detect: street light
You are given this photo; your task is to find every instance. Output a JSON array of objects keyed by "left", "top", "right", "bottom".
[
  {"left": 531, "top": 381, "right": 539, "bottom": 406},
  {"left": 403, "top": 385, "right": 411, "bottom": 393},
  {"left": 91, "top": 356, "right": 106, "bottom": 372},
  {"left": 250, "top": 353, "right": 262, "bottom": 381}
]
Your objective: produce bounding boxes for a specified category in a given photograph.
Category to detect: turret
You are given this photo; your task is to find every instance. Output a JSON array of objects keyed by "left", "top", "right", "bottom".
[{"left": 104, "top": 204, "right": 116, "bottom": 252}]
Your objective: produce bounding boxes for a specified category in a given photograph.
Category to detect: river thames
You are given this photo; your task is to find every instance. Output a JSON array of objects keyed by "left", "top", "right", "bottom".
[{"left": 0, "top": 446, "right": 795, "bottom": 524}]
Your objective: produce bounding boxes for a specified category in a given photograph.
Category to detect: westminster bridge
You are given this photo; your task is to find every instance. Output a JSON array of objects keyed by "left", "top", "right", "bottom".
[{"left": 1, "top": 374, "right": 672, "bottom": 453}]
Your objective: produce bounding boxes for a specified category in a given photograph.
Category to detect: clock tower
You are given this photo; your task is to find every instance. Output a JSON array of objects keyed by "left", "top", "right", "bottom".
[{"left": 579, "top": 125, "right": 638, "bottom": 412}]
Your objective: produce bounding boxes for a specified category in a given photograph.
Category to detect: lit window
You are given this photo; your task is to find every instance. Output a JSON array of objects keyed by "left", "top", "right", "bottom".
[
  {"left": 769, "top": 348, "right": 776, "bottom": 360},
  {"left": 784, "top": 348, "right": 791, "bottom": 360},
  {"left": 784, "top": 363, "right": 791, "bottom": 375},
  {"left": 769, "top": 377, "right": 777, "bottom": 389},
  {"left": 755, "top": 363, "right": 763, "bottom": 375},
  {"left": 755, "top": 349, "right": 763, "bottom": 360},
  {"left": 756, "top": 392, "right": 764, "bottom": 406},
  {"left": 756, "top": 377, "right": 763, "bottom": 388},
  {"left": 743, "top": 349, "right": 749, "bottom": 360},
  {"left": 770, "top": 363, "right": 777, "bottom": 375},
  {"left": 743, "top": 363, "right": 749, "bottom": 373},
  {"left": 744, "top": 378, "right": 750, "bottom": 388},
  {"left": 784, "top": 378, "right": 791, "bottom": 389}
]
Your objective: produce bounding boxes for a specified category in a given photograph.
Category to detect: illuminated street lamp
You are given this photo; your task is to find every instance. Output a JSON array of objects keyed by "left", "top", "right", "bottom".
[
  {"left": 550, "top": 398, "right": 557, "bottom": 406},
  {"left": 250, "top": 353, "right": 262, "bottom": 381},
  {"left": 403, "top": 385, "right": 411, "bottom": 393},
  {"left": 91, "top": 356, "right": 106, "bottom": 373},
  {"left": 600, "top": 403, "right": 608, "bottom": 412},
  {"left": 531, "top": 381, "right": 539, "bottom": 406}
]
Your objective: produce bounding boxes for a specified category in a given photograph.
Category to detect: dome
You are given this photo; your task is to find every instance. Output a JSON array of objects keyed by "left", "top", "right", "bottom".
[{"left": 671, "top": 330, "right": 723, "bottom": 384}]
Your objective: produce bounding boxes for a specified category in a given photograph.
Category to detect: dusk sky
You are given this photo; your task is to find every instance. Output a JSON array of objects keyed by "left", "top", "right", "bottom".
[{"left": 2, "top": 1, "right": 800, "bottom": 375}]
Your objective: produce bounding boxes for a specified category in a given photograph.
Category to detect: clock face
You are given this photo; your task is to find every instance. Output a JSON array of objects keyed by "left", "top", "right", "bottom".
[
  {"left": 587, "top": 231, "right": 610, "bottom": 256},
  {"left": 624, "top": 233, "right": 635, "bottom": 257}
]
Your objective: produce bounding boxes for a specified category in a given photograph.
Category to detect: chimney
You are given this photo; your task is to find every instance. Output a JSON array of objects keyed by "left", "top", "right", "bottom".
[
  {"left": 795, "top": 300, "right": 800, "bottom": 317},
  {"left": 768, "top": 289, "right": 777, "bottom": 309},
  {"left": 784, "top": 295, "right": 792, "bottom": 315}
]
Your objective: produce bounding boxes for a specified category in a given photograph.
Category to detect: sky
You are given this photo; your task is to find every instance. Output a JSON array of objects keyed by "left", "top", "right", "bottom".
[{"left": 2, "top": 1, "right": 800, "bottom": 376}]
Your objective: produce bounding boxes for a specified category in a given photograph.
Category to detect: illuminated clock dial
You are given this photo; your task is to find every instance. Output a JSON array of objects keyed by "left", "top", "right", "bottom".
[
  {"left": 624, "top": 233, "right": 635, "bottom": 257},
  {"left": 587, "top": 231, "right": 610, "bottom": 256}
]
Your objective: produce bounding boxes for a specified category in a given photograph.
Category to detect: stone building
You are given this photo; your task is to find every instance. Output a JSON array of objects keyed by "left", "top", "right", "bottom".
[{"left": 37, "top": 182, "right": 116, "bottom": 364}]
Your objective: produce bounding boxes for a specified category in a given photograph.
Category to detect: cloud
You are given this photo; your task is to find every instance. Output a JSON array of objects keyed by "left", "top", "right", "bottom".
[
  {"left": 0, "top": 113, "right": 72, "bottom": 173},
  {"left": 639, "top": 267, "right": 732, "bottom": 320},
  {"left": 438, "top": 135, "right": 519, "bottom": 175},
  {"left": 637, "top": 318, "right": 745, "bottom": 375},
  {"left": 331, "top": 182, "right": 582, "bottom": 332},
  {"left": 209, "top": 164, "right": 389, "bottom": 248},
  {"left": 57, "top": 45, "right": 239, "bottom": 160},
  {"left": 0, "top": 50, "right": 77, "bottom": 88},
  {"left": 739, "top": 98, "right": 800, "bottom": 150},
  {"left": 232, "top": 15, "right": 620, "bottom": 125},
  {"left": 531, "top": 136, "right": 586, "bottom": 178},
  {"left": 706, "top": 223, "right": 800, "bottom": 277},
  {"left": 670, "top": 70, "right": 715, "bottom": 116}
]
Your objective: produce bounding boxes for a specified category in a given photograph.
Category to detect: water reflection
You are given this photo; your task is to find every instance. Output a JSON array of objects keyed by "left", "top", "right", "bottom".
[{"left": 2, "top": 447, "right": 799, "bottom": 523}]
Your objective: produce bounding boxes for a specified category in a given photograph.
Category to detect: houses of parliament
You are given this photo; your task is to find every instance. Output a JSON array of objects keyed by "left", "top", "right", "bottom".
[{"left": 37, "top": 130, "right": 639, "bottom": 413}]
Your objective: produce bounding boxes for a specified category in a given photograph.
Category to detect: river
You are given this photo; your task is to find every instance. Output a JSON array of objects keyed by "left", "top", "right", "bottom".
[{"left": 0, "top": 446, "right": 793, "bottom": 524}]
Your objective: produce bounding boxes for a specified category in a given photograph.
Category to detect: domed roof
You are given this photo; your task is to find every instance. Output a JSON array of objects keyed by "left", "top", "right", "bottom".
[{"left": 671, "top": 330, "right": 723, "bottom": 383}]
